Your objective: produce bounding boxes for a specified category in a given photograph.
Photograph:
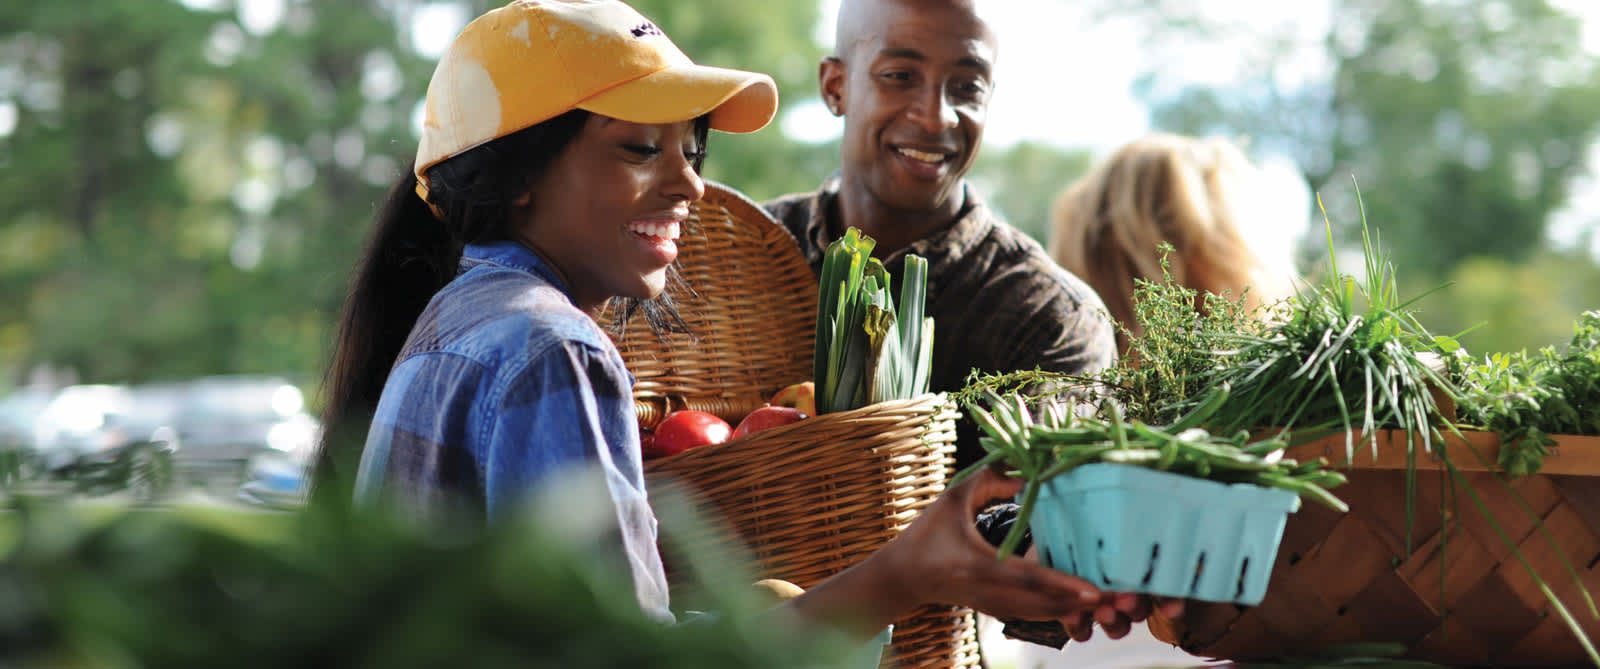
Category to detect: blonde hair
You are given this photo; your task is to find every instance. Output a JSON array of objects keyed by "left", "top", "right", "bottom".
[{"left": 1049, "top": 134, "right": 1293, "bottom": 353}]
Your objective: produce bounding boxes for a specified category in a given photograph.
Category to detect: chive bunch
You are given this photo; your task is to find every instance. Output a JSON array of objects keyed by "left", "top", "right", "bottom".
[
  {"left": 1169, "top": 217, "right": 1459, "bottom": 461},
  {"left": 814, "top": 228, "right": 933, "bottom": 413},
  {"left": 952, "top": 385, "right": 1349, "bottom": 559}
]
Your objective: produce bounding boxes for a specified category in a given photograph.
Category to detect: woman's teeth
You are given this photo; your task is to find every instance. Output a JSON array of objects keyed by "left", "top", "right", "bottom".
[
  {"left": 628, "top": 220, "right": 681, "bottom": 240},
  {"left": 897, "top": 147, "right": 946, "bottom": 164}
]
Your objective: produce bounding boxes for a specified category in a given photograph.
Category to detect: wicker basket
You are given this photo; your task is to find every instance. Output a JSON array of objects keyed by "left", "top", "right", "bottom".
[
  {"left": 1149, "top": 429, "right": 1600, "bottom": 666},
  {"left": 602, "top": 182, "right": 980, "bottom": 669}
]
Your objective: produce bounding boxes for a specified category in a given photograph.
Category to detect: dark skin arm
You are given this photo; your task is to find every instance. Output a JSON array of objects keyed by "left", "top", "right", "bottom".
[{"left": 773, "top": 467, "right": 1119, "bottom": 643}]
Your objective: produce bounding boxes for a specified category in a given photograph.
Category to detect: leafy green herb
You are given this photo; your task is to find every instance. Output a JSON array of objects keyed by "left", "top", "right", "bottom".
[
  {"left": 1458, "top": 310, "right": 1600, "bottom": 475},
  {"left": 1097, "top": 244, "right": 1274, "bottom": 425}
]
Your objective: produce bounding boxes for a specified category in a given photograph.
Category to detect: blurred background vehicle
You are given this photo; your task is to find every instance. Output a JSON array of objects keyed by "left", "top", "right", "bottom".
[
  {"left": 0, "top": 376, "right": 318, "bottom": 502},
  {"left": 171, "top": 375, "right": 319, "bottom": 492},
  {"left": 22, "top": 383, "right": 181, "bottom": 499},
  {"left": 0, "top": 386, "right": 54, "bottom": 451}
]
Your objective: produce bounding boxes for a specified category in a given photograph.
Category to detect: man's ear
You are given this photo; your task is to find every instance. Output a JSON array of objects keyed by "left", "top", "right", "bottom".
[
  {"left": 819, "top": 56, "right": 846, "bottom": 117},
  {"left": 512, "top": 187, "right": 533, "bottom": 207}
]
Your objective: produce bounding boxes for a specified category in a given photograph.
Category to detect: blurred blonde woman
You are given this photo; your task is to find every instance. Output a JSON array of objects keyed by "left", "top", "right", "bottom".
[{"left": 1049, "top": 133, "right": 1297, "bottom": 355}]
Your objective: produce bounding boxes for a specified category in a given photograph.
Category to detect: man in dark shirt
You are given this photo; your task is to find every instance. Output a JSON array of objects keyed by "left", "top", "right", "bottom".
[{"left": 764, "top": 0, "right": 1116, "bottom": 470}]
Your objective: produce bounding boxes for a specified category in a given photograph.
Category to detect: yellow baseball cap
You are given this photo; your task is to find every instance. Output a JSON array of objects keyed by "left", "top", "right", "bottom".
[{"left": 414, "top": 0, "right": 779, "bottom": 183}]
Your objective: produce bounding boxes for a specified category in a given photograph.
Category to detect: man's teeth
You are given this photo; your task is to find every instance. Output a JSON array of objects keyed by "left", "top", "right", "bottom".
[
  {"left": 898, "top": 147, "right": 946, "bottom": 164},
  {"left": 628, "top": 220, "right": 681, "bottom": 240}
]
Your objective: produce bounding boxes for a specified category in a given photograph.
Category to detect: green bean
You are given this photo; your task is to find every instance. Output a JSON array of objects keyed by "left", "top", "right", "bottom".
[
  {"left": 971, "top": 405, "right": 1014, "bottom": 449},
  {"left": 1292, "top": 458, "right": 1329, "bottom": 476},
  {"left": 1156, "top": 428, "right": 1180, "bottom": 471},
  {"left": 996, "top": 480, "right": 1040, "bottom": 558},
  {"left": 1166, "top": 382, "right": 1232, "bottom": 432},
  {"left": 1028, "top": 426, "right": 1113, "bottom": 445},
  {"left": 962, "top": 390, "right": 1351, "bottom": 561},
  {"left": 1253, "top": 472, "right": 1351, "bottom": 512},
  {"left": 1038, "top": 445, "right": 1117, "bottom": 479},
  {"left": 1101, "top": 448, "right": 1162, "bottom": 465}
]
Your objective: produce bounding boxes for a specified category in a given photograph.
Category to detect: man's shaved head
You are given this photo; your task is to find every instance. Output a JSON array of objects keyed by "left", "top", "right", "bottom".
[{"left": 833, "top": 0, "right": 997, "bottom": 61}]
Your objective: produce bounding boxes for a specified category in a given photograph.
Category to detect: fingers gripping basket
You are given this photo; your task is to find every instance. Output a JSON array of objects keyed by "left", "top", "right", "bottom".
[{"left": 601, "top": 182, "right": 980, "bottom": 669}]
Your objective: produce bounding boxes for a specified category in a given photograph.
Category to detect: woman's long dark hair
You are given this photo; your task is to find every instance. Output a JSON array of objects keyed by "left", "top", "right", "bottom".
[{"left": 310, "top": 111, "right": 708, "bottom": 505}]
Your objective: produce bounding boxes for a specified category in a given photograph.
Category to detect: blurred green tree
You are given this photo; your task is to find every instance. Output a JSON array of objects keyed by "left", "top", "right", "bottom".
[
  {"left": 1417, "top": 250, "right": 1600, "bottom": 353},
  {"left": 0, "top": 0, "right": 432, "bottom": 388},
  {"left": 1098, "top": 0, "right": 1600, "bottom": 353},
  {"left": 0, "top": 0, "right": 826, "bottom": 393}
]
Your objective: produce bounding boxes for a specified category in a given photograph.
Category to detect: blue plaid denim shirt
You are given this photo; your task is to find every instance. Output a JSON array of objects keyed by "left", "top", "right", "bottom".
[{"left": 354, "top": 240, "right": 671, "bottom": 620}]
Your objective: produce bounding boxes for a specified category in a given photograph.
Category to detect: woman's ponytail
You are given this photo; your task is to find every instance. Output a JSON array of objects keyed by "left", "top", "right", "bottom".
[{"left": 311, "top": 169, "right": 459, "bottom": 504}]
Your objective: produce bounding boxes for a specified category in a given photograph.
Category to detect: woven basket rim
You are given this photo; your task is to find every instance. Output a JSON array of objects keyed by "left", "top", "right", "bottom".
[
  {"left": 698, "top": 178, "right": 797, "bottom": 244},
  {"left": 645, "top": 392, "right": 953, "bottom": 471},
  {"left": 1283, "top": 428, "right": 1600, "bottom": 476}
]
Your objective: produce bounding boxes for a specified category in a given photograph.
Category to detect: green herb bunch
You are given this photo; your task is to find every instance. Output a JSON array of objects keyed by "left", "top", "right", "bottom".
[
  {"left": 952, "top": 386, "right": 1349, "bottom": 559},
  {"left": 1459, "top": 310, "right": 1600, "bottom": 475},
  {"left": 1098, "top": 244, "right": 1273, "bottom": 425},
  {"left": 950, "top": 245, "right": 1268, "bottom": 426},
  {"left": 1177, "top": 208, "right": 1462, "bottom": 462}
]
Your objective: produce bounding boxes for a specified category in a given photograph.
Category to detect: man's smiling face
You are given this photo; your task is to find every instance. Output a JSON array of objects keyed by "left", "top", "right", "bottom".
[{"left": 825, "top": 0, "right": 997, "bottom": 216}]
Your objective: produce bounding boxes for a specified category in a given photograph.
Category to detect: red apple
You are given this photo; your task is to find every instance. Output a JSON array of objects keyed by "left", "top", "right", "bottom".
[
  {"left": 769, "top": 381, "right": 817, "bottom": 417},
  {"left": 732, "top": 405, "right": 809, "bottom": 439},
  {"left": 646, "top": 410, "right": 731, "bottom": 458}
]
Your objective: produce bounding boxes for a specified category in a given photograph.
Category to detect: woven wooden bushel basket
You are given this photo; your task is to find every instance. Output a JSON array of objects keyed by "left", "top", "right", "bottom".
[
  {"left": 602, "top": 182, "right": 980, "bottom": 669},
  {"left": 1149, "top": 429, "right": 1600, "bottom": 666}
]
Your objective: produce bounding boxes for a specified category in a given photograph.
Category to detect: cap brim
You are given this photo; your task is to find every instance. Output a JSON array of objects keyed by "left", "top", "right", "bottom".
[{"left": 579, "top": 65, "right": 778, "bottom": 134}]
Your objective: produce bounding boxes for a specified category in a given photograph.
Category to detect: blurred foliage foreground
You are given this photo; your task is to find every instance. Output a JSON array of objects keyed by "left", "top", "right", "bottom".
[{"left": 0, "top": 478, "right": 863, "bottom": 668}]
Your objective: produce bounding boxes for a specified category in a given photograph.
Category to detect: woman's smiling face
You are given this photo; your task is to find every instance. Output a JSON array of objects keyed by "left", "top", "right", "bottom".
[{"left": 514, "top": 115, "right": 706, "bottom": 313}]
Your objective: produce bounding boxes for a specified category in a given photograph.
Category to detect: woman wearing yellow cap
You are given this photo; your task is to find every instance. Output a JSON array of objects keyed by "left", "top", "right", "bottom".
[{"left": 311, "top": 0, "right": 1124, "bottom": 645}]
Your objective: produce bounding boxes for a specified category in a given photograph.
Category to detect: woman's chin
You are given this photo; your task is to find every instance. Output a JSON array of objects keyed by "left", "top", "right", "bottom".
[{"left": 639, "top": 271, "right": 668, "bottom": 300}]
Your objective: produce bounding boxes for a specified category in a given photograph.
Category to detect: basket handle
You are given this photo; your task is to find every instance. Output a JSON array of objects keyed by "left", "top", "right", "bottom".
[{"left": 634, "top": 394, "right": 770, "bottom": 430}]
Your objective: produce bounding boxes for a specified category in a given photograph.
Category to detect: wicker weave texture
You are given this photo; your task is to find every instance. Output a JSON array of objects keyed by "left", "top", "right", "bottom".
[
  {"left": 603, "top": 183, "right": 817, "bottom": 430},
  {"left": 648, "top": 395, "right": 976, "bottom": 668},
  {"left": 610, "top": 183, "right": 979, "bottom": 669},
  {"left": 1150, "top": 430, "right": 1600, "bottom": 666}
]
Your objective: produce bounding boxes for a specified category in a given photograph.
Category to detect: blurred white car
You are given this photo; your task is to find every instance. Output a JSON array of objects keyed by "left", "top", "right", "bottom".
[
  {"left": 173, "top": 375, "right": 319, "bottom": 486},
  {"left": 0, "top": 386, "right": 54, "bottom": 450},
  {"left": 21, "top": 384, "right": 180, "bottom": 498}
]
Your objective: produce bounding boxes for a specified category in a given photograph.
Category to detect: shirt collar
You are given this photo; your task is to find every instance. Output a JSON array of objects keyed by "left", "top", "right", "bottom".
[
  {"left": 799, "top": 172, "right": 995, "bottom": 270},
  {"left": 462, "top": 241, "right": 573, "bottom": 297}
]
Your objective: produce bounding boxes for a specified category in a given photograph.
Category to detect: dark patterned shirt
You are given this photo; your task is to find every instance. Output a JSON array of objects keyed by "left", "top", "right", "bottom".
[
  {"left": 765, "top": 174, "right": 1117, "bottom": 468},
  {"left": 354, "top": 241, "right": 671, "bottom": 622}
]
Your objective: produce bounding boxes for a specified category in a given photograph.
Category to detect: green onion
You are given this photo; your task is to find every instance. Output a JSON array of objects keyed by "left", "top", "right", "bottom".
[{"left": 814, "top": 228, "right": 933, "bottom": 413}]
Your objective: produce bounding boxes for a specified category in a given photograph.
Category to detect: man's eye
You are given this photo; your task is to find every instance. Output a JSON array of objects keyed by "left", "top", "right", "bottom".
[
  {"left": 623, "top": 144, "right": 662, "bottom": 157},
  {"left": 880, "top": 70, "right": 913, "bottom": 83}
]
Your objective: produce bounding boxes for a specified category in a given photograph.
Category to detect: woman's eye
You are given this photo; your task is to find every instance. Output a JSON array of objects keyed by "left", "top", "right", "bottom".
[{"left": 623, "top": 144, "right": 662, "bottom": 158}]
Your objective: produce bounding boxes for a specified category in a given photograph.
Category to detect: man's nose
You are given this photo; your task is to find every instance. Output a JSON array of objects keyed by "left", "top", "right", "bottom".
[{"left": 908, "top": 84, "right": 959, "bottom": 134}]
